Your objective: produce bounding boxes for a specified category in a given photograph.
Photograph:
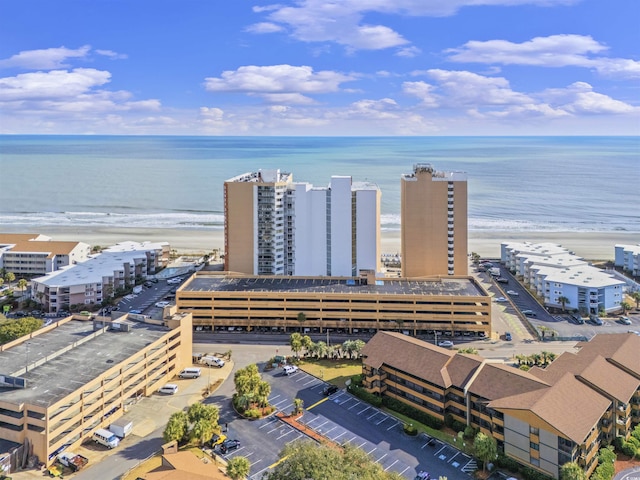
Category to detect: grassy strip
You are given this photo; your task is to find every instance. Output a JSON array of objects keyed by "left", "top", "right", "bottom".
[{"left": 298, "top": 359, "right": 362, "bottom": 387}]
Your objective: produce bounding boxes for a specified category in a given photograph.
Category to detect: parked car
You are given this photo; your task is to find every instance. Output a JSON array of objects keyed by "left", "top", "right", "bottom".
[
  {"left": 496, "top": 277, "right": 509, "bottom": 284},
  {"left": 438, "top": 340, "right": 454, "bottom": 348},
  {"left": 619, "top": 316, "right": 631, "bottom": 325},
  {"left": 591, "top": 316, "right": 603, "bottom": 326},
  {"left": 323, "top": 385, "right": 339, "bottom": 396},
  {"left": 220, "top": 439, "right": 240, "bottom": 454},
  {"left": 414, "top": 472, "right": 431, "bottom": 480},
  {"left": 158, "top": 384, "right": 178, "bottom": 395},
  {"left": 570, "top": 313, "right": 584, "bottom": 324},
  {"left": 210, "top": 433, "right": 227, "bottom": 447},
  {"left": 129, "top": 309, "right": 142, "bottom": 314},
  {"left": 155, "top": 301, "right": 170, "bottom": 308},
  {"left": 494, "top": 297, "right": 508, "bottom": 303},
  {"left": 283, "top": 365, "right": 299, "bottom": 375},
  {"left": 522, "top": 309, "right": 536, "bottom": 317},
  {"left": 144, "top": 281, "right": 153, "bottom": 288},
  {"left": 504, "top": 332, "right": 512, "bottom": 341},
  {"left": 506, "top": 290, "right": 519, "bottom": 296}
]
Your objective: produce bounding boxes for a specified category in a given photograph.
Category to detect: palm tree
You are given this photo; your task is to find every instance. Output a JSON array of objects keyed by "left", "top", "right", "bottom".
[
  {"left": 631, "top": 291, "right": 640, "bottom": 310},
  {"left": 17, "top": 278, "right": 28, "bottom": 295},
  {"left": 293, "top": 398, "right": 304, "bottom": 415},
  {"left": 4, "top": 272, "right": 15, "bottom": 284},
  {"left": 257, "top": 381, "right": 271, "bottom": 407},
  {"left": 557, "top": 296, "right": 570, "bottom": 312},
  {"left": 226, "top": 456, "right": 251, "bottom": 480},
  {"left": 514, "top": 354, "right": 527, "bottom": 366},
  {"left": 297, "top": 312, "right": 307, "bottom": 332},
  {"left": 620, "top": 301, "right": 631, "bottom": 315}
]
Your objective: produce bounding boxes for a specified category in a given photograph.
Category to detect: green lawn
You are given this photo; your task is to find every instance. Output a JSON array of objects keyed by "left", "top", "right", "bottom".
[{"left": 298, "top": 359, "right": 362, "bottom": 387}]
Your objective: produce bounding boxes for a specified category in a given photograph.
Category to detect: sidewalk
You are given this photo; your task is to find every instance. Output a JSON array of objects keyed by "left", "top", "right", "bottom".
[{"left": 11, "top": 360, "right": 234, "bottom": 479}]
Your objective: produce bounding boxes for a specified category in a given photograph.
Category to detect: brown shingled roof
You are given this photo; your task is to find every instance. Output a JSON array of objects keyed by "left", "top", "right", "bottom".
[
  {"left": 489, "top": 372, "right": 611, "bottom": 444},
  {"left": 362, "top": 332, "right": 456, "bottom": 388},
  {"left": 468, "top": 363, "right": 548, "bottom": 401}
]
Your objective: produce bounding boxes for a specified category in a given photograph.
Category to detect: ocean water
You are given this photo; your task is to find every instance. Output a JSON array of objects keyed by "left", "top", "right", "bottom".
[{"left": 0, "top": 135, "right": 639, "bottom": 233}]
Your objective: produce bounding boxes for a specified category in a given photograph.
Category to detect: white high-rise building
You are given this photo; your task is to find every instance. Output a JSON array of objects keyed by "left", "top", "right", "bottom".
[{"left": 224, "top": 170, "right": 380, "bottom": 277}]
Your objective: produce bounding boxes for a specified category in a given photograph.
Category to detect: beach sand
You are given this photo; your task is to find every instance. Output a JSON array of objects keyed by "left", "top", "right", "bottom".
[{"left": 5, "top": 225, "right": 638, "bottom": 261}]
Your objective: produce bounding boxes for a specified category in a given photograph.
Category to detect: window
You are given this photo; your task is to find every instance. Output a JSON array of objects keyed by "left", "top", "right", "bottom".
[
  {"left": 530, "top": 442, "right": 539, "bottom": 450},
  {"left": 530, "top": 426, "right": 539, "bottom": 435}
]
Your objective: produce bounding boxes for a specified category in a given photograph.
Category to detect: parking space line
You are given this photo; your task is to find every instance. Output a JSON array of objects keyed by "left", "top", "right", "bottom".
[
  {"left": 421, "top": 441, "right": 429, "bottom": 449},
  {"left": 259, "top": 418, "right": 278, "bottom": 429},
  {"left": 448, "top": 451, "right": 460, "bottom": 464},
  {"left": 399, "top": 466, "right": 410, "bottom": 476},
  {"left": 303, "top": 378, "right": 317, "bottom": 386},
  {"left": 267, "top": 426, "right": 280, "bottom": 434},
  {"left": 347, "top": 401, "right": 361, "bottom": 410},
  {"left": 312, "top": 419, "right": 328, "bottom": 429},
  {"left": 249, "top": 458, "right": 263, "bottom": 467},
  {"left": 386, "top": 421, "right": 399, "bottom": 431},
  {"left": 367, "top": 411, "right": 380, "bottom": 420},
  {"left": 376, "top": 453, "right": 388, "bottom": 463},
  {"left": 345, "top": 435, "right": 357, "bottom": 444},
  {"left": 276, "top": 430, "right": 296, "bottom": 440},
  {"left": 375, "top": 416, "right": 389, "bottom": 425},
  {"left": 367, "top": 447, "right": 377, "bottom": 455},
  {"left": 383, "top": 459, "right": 398, "bottom": 471},
  {"left": 358, "top": 441, "right": 367, "bottom": 448},
  {"left": 332, "top": 431, "right": 348, "bottom": 441},
  {"left": 357, "top": 406, "right": 371, "bottom": 415},
  {"left": 323, "top": 426, "right": 337, "bottom": 435},
  {"left": 280, "top": 403, "right": 293, "bottom": 412},
  {"left": 286, "top": 434, "right": 303, "bottom": 444},
  {"left": 339, "top": 397, "right": 354, "bottom": 405},
  {"left": 272, "top": 399, "right": 289, "bottom": 407},
  {"left": 434, "top": 445, "right": 446, "bottom": 456}
]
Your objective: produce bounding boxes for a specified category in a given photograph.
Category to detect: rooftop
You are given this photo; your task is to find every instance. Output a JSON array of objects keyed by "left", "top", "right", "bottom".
[
  {"left": 503, "top": 242, "right": 571, "bottom": 257},
  {"left": 0, "top": 318, "right": 169, "bottom": 407},
  {"left": 181, "top": 274, "right": 487, "bottom": 297},
  {"left": 0, "top": 233, "right": 85, "bottom": 257}
]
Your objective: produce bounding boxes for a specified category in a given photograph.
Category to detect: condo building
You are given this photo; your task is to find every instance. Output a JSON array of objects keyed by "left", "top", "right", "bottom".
[
  {"left": 401, "top": 164, "right": 468, "bottom": 278},
  {"left": 361, "top": 331, "right": 640, "bottom": 480},
  {"left": 615, "top": 244, "right": 640, "bottom": 277},
  {"left": 32, "top": 241, "right": 170, "bottom": 313},
  {"left": 0, "top": 312, "right": 193, "bottom": 469},
  {"left": 501, "top": 242, "right": 625, "bottom": 315},
  {"left": 0, "top": 233, "right": 90, "bottom": 277},
  {"left": 224, "top": 170, "right": 380, "bottom": 277}
]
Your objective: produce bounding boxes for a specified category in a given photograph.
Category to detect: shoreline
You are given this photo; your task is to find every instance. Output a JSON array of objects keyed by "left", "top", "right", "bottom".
[{"left": 3, "top": 225, "right": 637, "bottom": 261}]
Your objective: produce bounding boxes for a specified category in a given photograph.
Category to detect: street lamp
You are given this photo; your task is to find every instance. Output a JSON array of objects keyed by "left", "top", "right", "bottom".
[{"left": 25, "top": 342, "right": 31, "bottom": 374}]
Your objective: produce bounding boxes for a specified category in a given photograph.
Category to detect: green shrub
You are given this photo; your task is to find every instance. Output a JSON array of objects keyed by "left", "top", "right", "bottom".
[
  {"left": 627, "top": 436, "right": 640, "bottom": 449},
  {"left": 350, "top": 374, "right": 363, "bottom": 387},
  {"left": 451, "top": 420, "right": 466, "bottom": 433},
  {"left": 244, "top": 409, "right": 262, "bottom": 419},
  {"left": 521, "top": 466, "right": 554, "bottom": 480},
  {"left": 403, "top": 423, "right": 418, "bottom": 436},
  {"left": 613, "top": 436, "right": 625, "bottom": 450},
  {"left": 621, "top": 441, "right": 637, "bottom": 458},
  {"left": 464, "top": 425, "right": 479, "bottom": 440},
  {"left": 495, "top": 453, "right": 521, "bottom": 472},
  {"left": 348, "top": 384, "right": 382, "bottom": 407},
  {"left": 632, "top": 424, "right": 640, "bottom": 442},
  {"left": 381, "top": 396, "right": 443, "bottom": 430}
]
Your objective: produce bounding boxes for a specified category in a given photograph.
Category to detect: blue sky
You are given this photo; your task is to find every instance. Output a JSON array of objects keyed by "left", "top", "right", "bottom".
[{"left": 1, "top": 0, "right": 639, "bottom": 135}]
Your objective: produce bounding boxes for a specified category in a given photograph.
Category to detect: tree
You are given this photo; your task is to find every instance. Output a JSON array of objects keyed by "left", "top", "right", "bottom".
[
  {"left": 560, "top": 462, "right": 586, "bottom": 480},
  {"left": 620, "top": 301, "right": 631, "bottom": 314},
  {"left": 457, "top": 347, "right": 479, "bottom": 355},
  {"left": 4, "top": 272, "right": 15, "bottom": 284},
  {"left": 557, "top": 296, "right": 570, "bottom": 312},
  {"left": 297, "top": 312, "right": 306, "bottom": 332},
  {"left": 233, "top": 363, "right": 272, "bottom": 414},
  {"left": 474, "top": 432, "right": 497, "bottom": 472},
  {"left": 471, "top": 252, "right": 481, "bottom": 264},
  {"left": 226, "top": 456, "right": 251, "bottom": 480},
  {"left": 631, "top": 291, "right": 640, "bottom": 310},
  {"left": 293, "top": 398, "right": 304, "bottom": 415},
  {"left": 186, "top": 403, "right": 220, "bottom": 445},
  {"left": 301, "top": 335, "right": 313, "bottom": 357},
  {"left": 264, "top": 441, "right": 404, "bottom": 480},
  {"left": 163, "top": 411, "right": 189, "bottom": 443},
  {"left": 0, "top": 278, "right": 4, "bottom": 287},
  {"left": 290, "top": 332, "right": 303, "bottom": 358},
  {"left": 0, "top": 317, "right": 43, "bottom": 344}
]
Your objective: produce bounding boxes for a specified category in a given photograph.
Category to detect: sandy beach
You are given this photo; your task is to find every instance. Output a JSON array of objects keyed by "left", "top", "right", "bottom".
[{"left": 4, "top": 225, "right": 637, "bottom": 261}]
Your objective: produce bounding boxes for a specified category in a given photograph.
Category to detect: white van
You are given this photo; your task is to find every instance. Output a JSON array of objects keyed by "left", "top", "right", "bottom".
[
  {"left": 93, "top": 428, "right": 120, "bottom": 449},
  {"left": 178, "top": 367, "right": 201, "bottom": 378},
  {"left": 283, "top": 365, "right": 299, "bottom": 375},
  {"left": 202, "top": 356, "right": 225, "bottom": 368},
  {"left": 158, "top": 384, "right": 178, "bottom": 395}
]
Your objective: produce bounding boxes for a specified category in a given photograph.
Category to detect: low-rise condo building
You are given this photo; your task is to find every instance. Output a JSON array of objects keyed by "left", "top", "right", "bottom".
[
  {"left": 176, "top": 271, "right": 491, "bottom": 336},
  {"left": 32, "top": 241, "right": 170, "bottom": 313},
  {"left": 0, "top": 233, "right": 90, "bottom": 277},
  {"left": 615, "top": 244, "right": 640, "bottom": 277},
  {"left": 361, "top": 331, "right": 640, "bottom": 480},
  {"left": 0, "top": 312, "right": 193, "bottom": 469},
  {"left": 501, "top": 242, "right": 625, "bottom": 315}
]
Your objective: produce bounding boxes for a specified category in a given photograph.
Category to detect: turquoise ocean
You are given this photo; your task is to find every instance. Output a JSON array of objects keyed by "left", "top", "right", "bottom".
[{"left": 0, "top": 136, "right": 639, "bottom": 234}]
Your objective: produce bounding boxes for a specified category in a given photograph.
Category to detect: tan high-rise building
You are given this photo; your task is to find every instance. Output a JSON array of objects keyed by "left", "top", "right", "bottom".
[{"left": 401, "top": 164, "right": 467, "bottom": 277}]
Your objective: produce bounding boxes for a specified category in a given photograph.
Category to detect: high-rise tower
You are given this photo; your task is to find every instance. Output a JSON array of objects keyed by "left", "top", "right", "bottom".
[
  {"left": 224, "top": 170, "right": 380, "bottom": 276},
  {"left": 401, "top": 164, "right": 467, "bottom": 277}
]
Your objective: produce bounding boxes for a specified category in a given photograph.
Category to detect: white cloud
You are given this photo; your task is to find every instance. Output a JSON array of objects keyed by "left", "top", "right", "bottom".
[
  {"left": 0, "top": 45, "right": 91, "bottom": 70},
  {"left": 204, "top": 64, "right": 356, "bottom": 103},
  {"left": 0, "top": 68, "right": 111, "bottom": 101},
  {"left": 396, "top": 46, "right": 422, "bottom": 58},
  {"left": 95, "top": 49, "right": 128, "bottom": 60},
  {"left": 251, "top": 0, "right": 577, "bottom": 52},
  {"left": 244, "top": 22, "right": 284, "bottom": 33},
  {"left": 402, "top": 69, "right": 638, "bottom": 120},
  {"left": 539, "top": 82, "right": 638, "bottom": 114},
  {"left": 446, "top": 34, "right": 640, "bottom": 79}
]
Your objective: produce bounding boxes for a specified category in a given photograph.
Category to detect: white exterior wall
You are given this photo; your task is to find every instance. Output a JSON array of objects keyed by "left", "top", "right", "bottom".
[
  {"left": 292, "top": 184, "right": 328, "bottom": 276},
  {"left": 354, "top": 188, "right": 379, "bottom": 273},
  {"left": 329, "top": 176, "right": 354, "bottom": 277}
]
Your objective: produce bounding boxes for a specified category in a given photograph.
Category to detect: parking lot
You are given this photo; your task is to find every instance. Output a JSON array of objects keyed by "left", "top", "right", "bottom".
[
  {"left": 209, "top": 364, "right": 477, "bottom": 480},
  {"left": 115, "top": 277, "right": 183, "bottom": 318}
]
